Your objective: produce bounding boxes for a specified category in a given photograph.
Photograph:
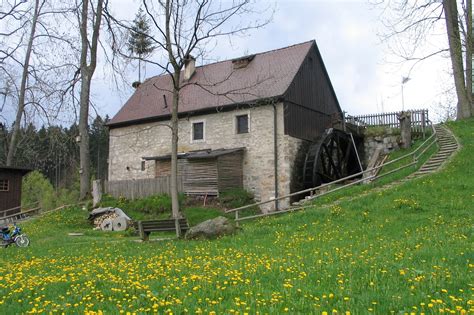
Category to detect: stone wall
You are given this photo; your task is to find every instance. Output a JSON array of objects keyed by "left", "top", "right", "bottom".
[
  {"left": 109, "top": 103, "right": 303, "bottom": 212},
  {"left": 363, "top": 130, "right": 401, "bottom": 166}
]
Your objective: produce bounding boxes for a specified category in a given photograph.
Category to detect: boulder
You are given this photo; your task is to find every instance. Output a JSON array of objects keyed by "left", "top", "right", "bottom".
[{"left": 185, "top": 216, "right": 236, "bottom": 240}]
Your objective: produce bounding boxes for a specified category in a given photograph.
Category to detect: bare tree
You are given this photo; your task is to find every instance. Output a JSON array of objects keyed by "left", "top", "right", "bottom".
[
  {"left": 375, "top": 0, "right": 473, "bottom": 120},
  {"left": 0, "top": 0, "right": 26, "bottom": 22},
  {"left": 444, "top": 0, "right": 471, "bottom": 118},
  {"left": 5, "top": 0, "right": 41, "bottom": 166},
  {"left": 106, "top": 0, "right": 270, "bottom": 234},
  {"left": 466, "top": 0, "right": 472, "bottom": 111},
  {"left": 77, "top": 0, "right": 104, "bottom": 199},
  {"left": 1, "top": 0, "right": 80, "bottom": 166}
]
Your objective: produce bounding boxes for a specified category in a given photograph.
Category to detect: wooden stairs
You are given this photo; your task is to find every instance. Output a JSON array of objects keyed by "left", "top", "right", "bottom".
[{"left": 411, "top": 124, "right": 459, "bottom": 177}]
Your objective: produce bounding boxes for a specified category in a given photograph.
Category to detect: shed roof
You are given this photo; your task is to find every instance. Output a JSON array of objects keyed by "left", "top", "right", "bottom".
[
  {"left": 109, "top": 41, "right": 315, "bottom": 128},
  {"left": 0, "top": 166, "right": 32, "bottom": 175},
  {"left": 143, "top": 147, "right": 245, "bottom": 161}
]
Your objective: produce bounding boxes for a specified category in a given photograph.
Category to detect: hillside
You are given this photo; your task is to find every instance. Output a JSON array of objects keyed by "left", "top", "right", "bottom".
[{"left": 0, "top": 119, "right": 473, "bottom": 314}]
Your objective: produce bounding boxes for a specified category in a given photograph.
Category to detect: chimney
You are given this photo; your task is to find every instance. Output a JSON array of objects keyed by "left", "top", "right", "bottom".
[
  {"left": 184, "top": 55, "right": 196, "bottom": 80},
  {"left": 132, "top": 81, "right": 141, "bottom": 89},
  {"left": 232, "top": 54, "right": 255, "bottom": 69}
]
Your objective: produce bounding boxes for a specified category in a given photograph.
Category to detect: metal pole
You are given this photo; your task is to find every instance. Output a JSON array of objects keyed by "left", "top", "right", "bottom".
[
  {"left": 273, "top": 103, "right": 279, "bottom": 211},
  {"left": 349, "top": 133, "right": 363, "bottom": 172},
  {"left": 401, "top": 84, "right": 405, "bottom": 111}
]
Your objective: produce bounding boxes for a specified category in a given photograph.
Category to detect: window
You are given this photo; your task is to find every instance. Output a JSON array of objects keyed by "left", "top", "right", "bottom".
[
  {"left": 236, "top": 114, "right": 249, "bottom": 134},
  {"left": 192, "top": 121, "right": 204, "bottom": 141},
  {"left": 0, "top": 179, "right": 8, "bottom": 192},
  {"left": 141, "top": 160, "right": 146, "bottom": 171}
]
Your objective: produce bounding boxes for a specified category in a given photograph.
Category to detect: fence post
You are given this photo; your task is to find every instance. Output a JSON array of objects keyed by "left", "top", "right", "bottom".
[
  {"left": 421, "top": 110, "right": 426, "bottom": 139},
  {"left": 235, "top": 210, "right": 239, "bottom": 227}
]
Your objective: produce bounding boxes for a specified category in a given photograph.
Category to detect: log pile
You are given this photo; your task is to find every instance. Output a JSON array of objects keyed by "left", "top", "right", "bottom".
[
  {"left": 93, "top": 212, "right": 119, "bottom": 230},
  {"left": 88, "top": 207, "right": 131, "bottom": 231}
]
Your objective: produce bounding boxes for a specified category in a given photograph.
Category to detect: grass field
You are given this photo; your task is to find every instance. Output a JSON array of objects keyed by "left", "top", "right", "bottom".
[{"left": 0, "top": 120, "right": 473, "bottom": 314}]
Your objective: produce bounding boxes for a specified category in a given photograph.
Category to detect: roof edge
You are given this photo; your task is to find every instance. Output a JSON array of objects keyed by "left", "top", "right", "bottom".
[{"left": 107, "top": 96, "right": 282, "bottom": 129}]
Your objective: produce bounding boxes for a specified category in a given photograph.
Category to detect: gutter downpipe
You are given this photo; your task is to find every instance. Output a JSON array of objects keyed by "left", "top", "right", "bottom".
[{"left": 273, "top": 102, "right": 279, "bottom": 211}]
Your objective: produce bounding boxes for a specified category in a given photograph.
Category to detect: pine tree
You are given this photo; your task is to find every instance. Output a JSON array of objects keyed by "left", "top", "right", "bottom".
[{"left": 128, "top": 8, "right": 154, "bottom": 83}]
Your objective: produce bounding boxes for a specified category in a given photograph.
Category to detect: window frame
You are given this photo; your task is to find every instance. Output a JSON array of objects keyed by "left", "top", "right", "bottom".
[
  {"left": 191, "top": 119, "right": 206, "bottom": 142},
  {"left": 234, "top": 112, "right": 250, "bottom": 135},
  {"left": 0, "top": 179, "right": 9, "bottom": 192}
]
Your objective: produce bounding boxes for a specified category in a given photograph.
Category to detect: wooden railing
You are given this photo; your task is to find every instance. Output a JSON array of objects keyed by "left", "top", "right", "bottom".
[
  {"left": 105, "top": 176, "right": 184, "bottom": 199},
  {"left": 227, "top": 123, "right": 438, "bottom": 222},
  {"left": 0, "top": 202, "right": 41, "bottom": 223},
  {"left": 345, "top": 109, "right": 429, "bottom": 134}
]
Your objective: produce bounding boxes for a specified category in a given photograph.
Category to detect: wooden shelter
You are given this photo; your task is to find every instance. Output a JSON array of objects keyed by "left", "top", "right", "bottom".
[
  {"left": 144, "top": 148, "right": 244, "bottom": 196},
  {"left": 0, "top": 166, "right": 31, "bottom": 214}
]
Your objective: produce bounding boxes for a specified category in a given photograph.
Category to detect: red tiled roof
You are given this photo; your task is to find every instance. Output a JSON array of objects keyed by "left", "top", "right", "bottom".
[{"left": 109, "top": 41, "right": 314, "bottom": 127}]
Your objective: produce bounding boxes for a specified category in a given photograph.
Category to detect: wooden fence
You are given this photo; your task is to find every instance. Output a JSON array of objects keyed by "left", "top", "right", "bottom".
[
  {"left": 105, "top": 176, "right": 184, "bottom": 199},
  {"left": 345, "top": 109, "right": 429, "bottom": 133},
  {"left": 0, "top": 202, "right": 41, "bottom": 224}
]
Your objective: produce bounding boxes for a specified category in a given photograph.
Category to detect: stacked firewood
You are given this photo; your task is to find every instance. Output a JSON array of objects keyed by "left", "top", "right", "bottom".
[
  {"left": 88, "top": 207, "right": 131, "bottom": 231},
  {"left": 93, "top": 212, "right": 119, "bottom": 230}
]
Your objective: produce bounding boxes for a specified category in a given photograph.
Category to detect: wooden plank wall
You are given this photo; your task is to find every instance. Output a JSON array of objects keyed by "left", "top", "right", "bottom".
[
  {"left": 183, "top": 159, "right": 219, "bottom": 195},
  {"left": 108, "top": 154, "right": 243, "bottom": 198},
  {"left": 217, "top": 153, "right": 243, "bottom": 191},
  {"left": 155, "top": 160, "right": 171, "bottom": 177},
  {"left": 0, "top": 170, "right": 23, "bottom": 212},
  {"left": 283, "top": 43, "right": 342, "bottom": 141},
  {"left": 284, "top": 104, "right": 333, "bottom": 141},
  {"left": 106, "top": 176, "right": 184, "bottom": 199},
  {"left": 155, "top": 160, "right": 187, "bottom": 177}
]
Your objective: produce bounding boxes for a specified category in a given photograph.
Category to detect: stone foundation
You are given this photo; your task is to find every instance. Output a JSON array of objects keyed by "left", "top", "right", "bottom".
[{"left": 363, "top": 130, "right": 401, "bottom": 166}]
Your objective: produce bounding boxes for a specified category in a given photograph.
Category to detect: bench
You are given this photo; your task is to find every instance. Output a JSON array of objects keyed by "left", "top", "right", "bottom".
[{"left": 134, "top": 219, "right": 189, "bottom": 241}]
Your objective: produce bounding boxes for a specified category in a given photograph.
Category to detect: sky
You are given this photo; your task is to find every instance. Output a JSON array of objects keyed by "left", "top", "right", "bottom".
[{"left": 93, "top": 0, "right": 455, "bottom": 122}]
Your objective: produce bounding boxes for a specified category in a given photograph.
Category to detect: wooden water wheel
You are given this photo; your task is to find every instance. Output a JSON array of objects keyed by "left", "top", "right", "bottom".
[{"left": 303, "top": 128, "right": 362, "bottom": 189}]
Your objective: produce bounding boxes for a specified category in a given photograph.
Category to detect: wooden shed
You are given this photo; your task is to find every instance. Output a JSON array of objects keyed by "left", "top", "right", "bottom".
[
  {"left": 144, "top": 148, "right": 244, "bottom": 196},
  {"left": 0, "top": 166, "right": 31, "bottom": 214}
]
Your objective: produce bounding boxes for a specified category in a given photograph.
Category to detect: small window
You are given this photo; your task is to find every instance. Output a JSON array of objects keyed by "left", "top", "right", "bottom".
[
  {"left": 193, "top": 122, "right": 204, "bottom": 140},
  {"left": 0, "top": 179, "right": 9, "bottom": 192},
  {"left": 141, "top": 160, "right": 146, "bottom": 171},
  {"left": 236, "top": 114, "right": 249, "bottom": 134}
]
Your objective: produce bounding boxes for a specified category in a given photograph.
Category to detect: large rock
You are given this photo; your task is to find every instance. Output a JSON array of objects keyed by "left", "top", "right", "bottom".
[{"left": 185, "top": 216, "right": 237, "bottom": 240}]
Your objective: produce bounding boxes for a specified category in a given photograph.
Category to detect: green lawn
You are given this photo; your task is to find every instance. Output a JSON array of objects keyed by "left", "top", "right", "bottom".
[{"left": 0, "top": 120, "right": 473, "bottom": 314}]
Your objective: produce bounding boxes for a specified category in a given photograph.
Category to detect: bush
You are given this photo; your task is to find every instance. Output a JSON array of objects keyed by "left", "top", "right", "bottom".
[
  {"left": 364, "top": 126, "right": 401, "bottom": 137},
  {"left": 22, "top": 171, "right": 56, "bottom": 211},
  {"left": 22, "top": 171, "right": 80, "bottom": 211},
  {"left": 219, "top": 188, "right": 255, "bottom": 210},
  {"left": 98, "top": 194, "right": 185, "bottom": 218}
]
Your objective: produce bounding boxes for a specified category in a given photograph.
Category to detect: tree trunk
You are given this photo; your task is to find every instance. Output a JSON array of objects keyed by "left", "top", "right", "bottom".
[
  {"left": 467, "top": 0, "right": 473, "bottom": 111},
  {"left": 170, "top": 71, "right": 181, "bottom": 226},
  {"left": 443, "top": 0, "right": 471, "bottom": 119},
  {"left": 78, "top": 0, "right": 103, "bottom": 199},
  {"left": 138, "top": 56, "right": 142, "bottom": 82},
  {"left": 79, "top": 70, "right": 92, "bottom": 199},
  {"left": 6, "top": 0, "right": 40, "bottom": 166}
]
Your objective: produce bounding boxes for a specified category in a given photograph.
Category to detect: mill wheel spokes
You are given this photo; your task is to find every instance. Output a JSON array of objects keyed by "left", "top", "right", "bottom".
[{"left": 303, "top": 129, "right": 361, "bottom": 189}]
